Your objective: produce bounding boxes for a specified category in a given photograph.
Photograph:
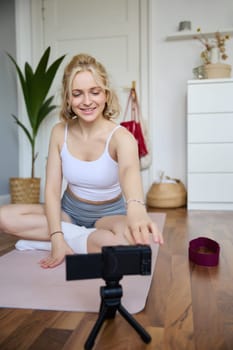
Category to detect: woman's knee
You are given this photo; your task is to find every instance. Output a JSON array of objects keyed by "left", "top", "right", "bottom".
[
  {"left": 95, "top": 215, "right": 127, "bottom": 235},
  {"left": 0, "top": 204, "right": 32, "bottom": 233},
  {"left": 87, "top": 228, "right": 129, "bottom": 253},
  {"left": 0, "top": 205, "right": 13, "bottom": 233}
]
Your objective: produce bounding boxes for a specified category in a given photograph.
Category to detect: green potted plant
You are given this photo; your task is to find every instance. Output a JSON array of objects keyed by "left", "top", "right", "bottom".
[{"left": 8, "top": 47, "right": 65, "bottom": 203}]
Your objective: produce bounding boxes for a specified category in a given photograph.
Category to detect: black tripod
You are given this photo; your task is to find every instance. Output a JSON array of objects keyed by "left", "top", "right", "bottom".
[{"left": 84, "top": 278, "right": 151, "bottom": 350}]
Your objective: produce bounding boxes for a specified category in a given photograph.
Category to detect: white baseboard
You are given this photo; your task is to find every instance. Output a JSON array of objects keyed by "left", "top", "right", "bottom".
[{"left": 0, "top": 194, "right": 10, "bottom": 205}]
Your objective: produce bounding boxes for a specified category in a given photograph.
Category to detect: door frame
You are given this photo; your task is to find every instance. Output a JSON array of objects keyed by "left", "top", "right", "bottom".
[{"left": 15, "top": 0, "right": 153, "bottom": 191}]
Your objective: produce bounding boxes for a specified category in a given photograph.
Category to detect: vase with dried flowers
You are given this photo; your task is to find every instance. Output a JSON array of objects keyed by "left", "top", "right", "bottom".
[{"left": 194, "top": 28, "right": 231, "bottom": 79}]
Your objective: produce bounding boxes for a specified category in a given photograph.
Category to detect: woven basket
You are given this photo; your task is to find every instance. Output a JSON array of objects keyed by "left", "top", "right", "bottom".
[
  {"left": 10, "top": 178, "right": 41, "bottom": 204},
  {"left": 146, "top": 181, "right": 187, "bottom": 208},
  {"left": 205, "top": 63, "right": 231, "bottom": 79}
]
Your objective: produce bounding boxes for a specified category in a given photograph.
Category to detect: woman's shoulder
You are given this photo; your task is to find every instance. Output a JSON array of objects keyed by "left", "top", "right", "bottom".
[
  {"left": 110, "top": 123, "right": 137, "bottom": 149},
  {"left": 50, "top": 121, "right": 67, "bottom": 135},
  {"left": 113, "top": 123, "right": 136, "bottom": 141},
  {"left": 49, "top": 122, "right": 67, "bottom": 145}
]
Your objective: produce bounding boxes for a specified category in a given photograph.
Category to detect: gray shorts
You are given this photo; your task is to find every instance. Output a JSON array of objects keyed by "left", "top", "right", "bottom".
[{"left": 61, "top": 190, "right": 126, "bottom": 228}]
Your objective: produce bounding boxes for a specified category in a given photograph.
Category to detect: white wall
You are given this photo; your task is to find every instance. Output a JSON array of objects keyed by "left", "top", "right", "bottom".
[
  {"left": 149, "top": 0, "right": 233, "bottom": 186},
  {"left": 0, "top": 0, "right": 18, "bottom": 195}
]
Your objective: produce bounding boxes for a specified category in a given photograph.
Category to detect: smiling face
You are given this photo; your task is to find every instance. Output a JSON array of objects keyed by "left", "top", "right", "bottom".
[
  {"left": 60, "top": 54, "right": 120, "bottom": 121},
  {"left": 70, "top": 70, "right": 107, "bottom": 122}
]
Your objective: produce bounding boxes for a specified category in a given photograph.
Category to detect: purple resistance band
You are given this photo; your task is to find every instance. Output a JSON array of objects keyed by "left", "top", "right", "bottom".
[{"left": 189, "top": 237, "right": 220, "bottom": 267}]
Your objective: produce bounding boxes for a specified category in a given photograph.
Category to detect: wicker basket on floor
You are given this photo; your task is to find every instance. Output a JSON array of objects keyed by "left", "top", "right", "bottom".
[
  {"left": 146, "top": 180, "right": 187, "bottom": 208},
  {"left": 10, "top": 178, "right": 41, "bottom": 204}
]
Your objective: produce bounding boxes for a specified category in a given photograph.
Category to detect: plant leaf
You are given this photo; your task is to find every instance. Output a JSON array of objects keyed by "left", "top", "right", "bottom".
[
  {"left": 24, "top": 62, "right": 35, "bottom": 128},
  {"left": 7, "top": 54, "right": 28, "bottom": 105},
  {"left": 34, "top": 46, "right": 50, "bottom": 78},
  {"left": 33, "top": 96, "right": 57, "bottom": 136},
  {"left": 11, "top": 114, "right": 33, "bottom": 147}
]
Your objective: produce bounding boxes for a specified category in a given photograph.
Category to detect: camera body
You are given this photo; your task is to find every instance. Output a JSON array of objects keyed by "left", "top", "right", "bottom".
[{"left": 66, "top": 244, "right": 151, "bottom": 281}]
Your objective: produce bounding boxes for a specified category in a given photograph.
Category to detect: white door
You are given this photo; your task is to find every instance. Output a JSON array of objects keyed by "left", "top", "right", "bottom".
[{"left": 29, "top": 0, "right": 149, "bottom": 196}]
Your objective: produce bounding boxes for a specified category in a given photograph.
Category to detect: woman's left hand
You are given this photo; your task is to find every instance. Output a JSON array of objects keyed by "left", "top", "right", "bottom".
[
  {"left": 39, "top": 237, "right": 74, "bottom": 268},
  {"left": 125, "top": 205, "right": 164, "bottom": 245}
]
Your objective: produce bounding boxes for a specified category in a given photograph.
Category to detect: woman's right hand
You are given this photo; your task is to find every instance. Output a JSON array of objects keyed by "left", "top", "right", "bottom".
[{"left": 39, "top": 234, "right": 74, "bottom": 268}]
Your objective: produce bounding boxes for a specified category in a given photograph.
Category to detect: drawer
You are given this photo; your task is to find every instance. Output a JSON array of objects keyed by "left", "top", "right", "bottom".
[
  {"left": 188, "top": 173, "right": 233, "bottom": 202},
  {"left": 188, "top": 114, "right": 233, "bottom": 143},
  {"left": 188, "top": 81, "right": 233, "bottom": 113},
  {"left": 188, "top": 144, "right": 233, "bottom": 172}
]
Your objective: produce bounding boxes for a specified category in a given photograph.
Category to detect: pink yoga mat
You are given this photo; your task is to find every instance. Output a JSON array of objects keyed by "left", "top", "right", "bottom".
[{"left": 0, "top": 213, "right": 165, "bottom": 314}]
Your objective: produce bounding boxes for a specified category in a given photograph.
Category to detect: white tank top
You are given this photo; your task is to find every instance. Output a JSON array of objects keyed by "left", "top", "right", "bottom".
[{"left": 60, "top": 124, "right": 122, "bottom": 201}]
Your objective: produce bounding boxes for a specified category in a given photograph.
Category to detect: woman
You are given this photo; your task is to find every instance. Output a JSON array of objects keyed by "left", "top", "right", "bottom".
[{"left": 0, "top": 53, "right": 163, "bottom": 268}]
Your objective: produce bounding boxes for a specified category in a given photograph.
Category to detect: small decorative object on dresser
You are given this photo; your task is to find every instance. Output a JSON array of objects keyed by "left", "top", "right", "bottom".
[
  {"left": 205, "top": 63, "right": 231, "bottom": 79},
  {"left": 194, "top": 28, "right": 231, "bottom": 79}
]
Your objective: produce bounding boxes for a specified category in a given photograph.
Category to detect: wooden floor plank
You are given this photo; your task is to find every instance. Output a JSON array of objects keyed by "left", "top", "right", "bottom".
[
  {"left": 0, "top": 233, "right": 17, "bottom": 257},
  {"left": 0, "top": 309, "right": 33, "bottom": 344},
  {"left": 0, "top": 310, "right": 61, "bottom": 350},
  {"left": 191, "top": 264, "right": 227, "bottom": 350},
  {"left": 63, "top": 317, "right": 101, "bottom": 350},
  {"left": 28, "top": 328, "right": 72, "bottom": 350},
  {"left": 164, "top": 255, "right": 194, "bottom": 350},
  {"left": 50, "top": 311, "right": 86, "bottom": 330},
  {"left": 145, "top": 247, "right": 172, "bottom": 327}
]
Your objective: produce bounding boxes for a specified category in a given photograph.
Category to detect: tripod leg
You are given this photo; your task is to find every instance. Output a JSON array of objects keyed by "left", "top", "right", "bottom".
[
  {"left": 84, "top": 304, "right": 112, "bottom": 350},
  {"left": 117, "top": 304, "right": 151, "bottom": 344}
]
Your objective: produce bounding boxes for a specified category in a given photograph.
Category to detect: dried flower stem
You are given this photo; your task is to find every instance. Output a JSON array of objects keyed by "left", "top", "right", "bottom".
[{"left": 194, "top": 28, "right": 230, "bottom": 64}]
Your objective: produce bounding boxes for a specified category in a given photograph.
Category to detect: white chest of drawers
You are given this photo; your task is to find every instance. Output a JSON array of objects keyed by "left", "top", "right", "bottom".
[{"left": 187, "top": 78, "right": 233, "bottom": 210}]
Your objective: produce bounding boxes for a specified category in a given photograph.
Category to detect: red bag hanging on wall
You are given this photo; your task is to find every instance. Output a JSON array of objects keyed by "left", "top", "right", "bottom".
[{"left": 120, "top": 83, "right": 148, "bottom": 158}]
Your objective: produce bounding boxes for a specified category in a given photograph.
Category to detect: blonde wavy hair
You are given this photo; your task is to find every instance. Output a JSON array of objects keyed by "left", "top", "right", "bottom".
[{"left": 60, "top": 53, "right": 120, "bottom": 121}]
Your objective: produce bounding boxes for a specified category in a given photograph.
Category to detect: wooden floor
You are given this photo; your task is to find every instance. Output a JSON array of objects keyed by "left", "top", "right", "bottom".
[{"left": 0, "top": 208, "right": 233, "bottom": 350}]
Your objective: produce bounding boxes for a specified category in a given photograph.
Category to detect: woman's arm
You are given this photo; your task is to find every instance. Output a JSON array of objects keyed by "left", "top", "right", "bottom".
[
  {"left": 40, "top": 123, "right": 73, "bottom": 268},
  {"left": 45, "top": 123, "right": 64, "bottom": 234},
  {"left": 116, "top": 127, "right": 164, "bottom": 245}
]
